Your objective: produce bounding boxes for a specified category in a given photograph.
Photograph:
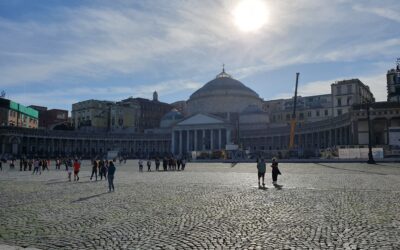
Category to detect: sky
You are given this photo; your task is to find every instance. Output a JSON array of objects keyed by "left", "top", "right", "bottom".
[{"left": 0, "top": 0, "right": 399, "bottom": 112}]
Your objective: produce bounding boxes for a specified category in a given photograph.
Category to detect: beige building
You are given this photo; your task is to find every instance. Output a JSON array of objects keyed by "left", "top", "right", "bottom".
[
  {"left": 110, "top": 103, "right": 139, "bottom": 133},
  {"left": 263, "top": 94, "right": 333, "bottom": 125},
  {"left": 72, "top": 100, "right": 114, "bottom": 131},
  {"left": 331, "top": 79, "right": 374, "bottom": 117},
  {"left": 72, "top": 92, "right": 171, "bottom": 133}
]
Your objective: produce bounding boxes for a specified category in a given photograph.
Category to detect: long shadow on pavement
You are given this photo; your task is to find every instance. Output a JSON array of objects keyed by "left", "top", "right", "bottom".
[
  {"left": 314, "top": 163, "right": 387, "bottom": 175},
  {"left": 71, "top": 192, "right": 110, "bottom": 203}
]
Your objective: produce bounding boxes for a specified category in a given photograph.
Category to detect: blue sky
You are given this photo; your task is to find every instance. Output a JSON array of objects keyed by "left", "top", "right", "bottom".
[{"left": 1, "top": 0, "right": 399, "bottom": 112}]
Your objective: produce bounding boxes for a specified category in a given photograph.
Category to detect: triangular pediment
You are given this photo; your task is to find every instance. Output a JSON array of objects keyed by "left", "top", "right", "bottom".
[{"left": 176, "top": 113, "right": 224, "bottom": 126}]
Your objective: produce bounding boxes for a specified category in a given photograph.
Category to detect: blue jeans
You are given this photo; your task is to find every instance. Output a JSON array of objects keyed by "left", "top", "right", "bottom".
[{"left": 108, "top": 175, "right": 114, "bottom": 191}]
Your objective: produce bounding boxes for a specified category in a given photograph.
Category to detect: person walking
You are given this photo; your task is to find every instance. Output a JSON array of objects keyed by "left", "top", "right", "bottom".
[
  {"left": 177, "top": 158, "right": 182, "bottom": 171},
  {"left": 155, "top": 157, "right": 160, "bottom": 171},
  {"left": 147, "top": 159, "right": 152, "bottom": 172},
  {"left": 99, "top": 160, "right": 107, "bottom": 180},
  {"left": 10, "top": 159, "right": 15, "bottom": 170},
  {"left": 90, "top": 159, "right": 98, "bottom": 181},
  {"left": 172, "top": 157, "right": 177, "bottom": 171},
  {"left": 23, "top": 159, "right": 28, "bottom": 171},
  {"left": 257, "top": 158, "right": 266, "bottom": 188},
  {"left": 138, "top": 159, "right": 143, "bottom": 172},
  {"left": 168, "top": 157, "right": 173, "bottom": 171},
  {"left": 66, "top": 162, "right": 72, "bottom": 182},
  {"left": 28, "top": 159, "right": 32, "bottom": 171},
  {"left": 163, "top": 157, "right": 168, "bottom": 171},
  {"left": 271, "top": 158, "right": 281, "bottom": 186},
  {"left": 181, "top": 158, "right": 186, "bottom": 171},
  {"left": 73, "top": 159, "right": 80, "bottom": 181},
  {"left": 107, "top": 161, "right": 116, "bottom": 192},
  {"left": 32, "top": 159, "right": 40, "bottom": 175},
  {"left": 55, "top": 158, "right": 60, "bottom": 170},
  {"left": 43, "top": 159, "right": 49, "bottom": 171}
]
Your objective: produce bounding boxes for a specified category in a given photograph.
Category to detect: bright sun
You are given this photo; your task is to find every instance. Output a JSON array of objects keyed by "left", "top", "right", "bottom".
[{"left": 233, "top": 0, "right": 268, "bottom": 32}]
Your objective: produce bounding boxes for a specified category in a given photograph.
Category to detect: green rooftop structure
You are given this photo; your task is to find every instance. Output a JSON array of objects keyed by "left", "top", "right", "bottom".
[{"left": 0, "top": 98, "right": 39, "bottom": 128}]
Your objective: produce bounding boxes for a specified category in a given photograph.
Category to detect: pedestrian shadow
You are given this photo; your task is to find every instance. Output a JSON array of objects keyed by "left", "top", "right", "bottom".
[
  {"left": 46, "top": 180, "right": 68, "bottom": 185},
  {"left": 73, "top": 180, "right": 93, "bottom": 184},
  {"left": 314, "top": 163, "right": 387, "bottom": 175},
  {"left": 231, "top": 162, "right": 238, "bottom": 168},
  {"left": 71, "top": 192, "right": 109, "bottom": 203},
  {"left": 376, "top": 163, "right": 399, "bottom": 167}
]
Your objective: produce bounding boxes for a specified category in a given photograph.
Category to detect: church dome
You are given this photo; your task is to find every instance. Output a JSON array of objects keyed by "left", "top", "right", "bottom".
[
  {"left": 187, "top": 68, "right": 262, "bottom": 116},
  {"left": 189, "top": 69, "right": 259, "bottom": 100},
  {"left": 160, "top": 109, "right": 184, "bottom": 128}
]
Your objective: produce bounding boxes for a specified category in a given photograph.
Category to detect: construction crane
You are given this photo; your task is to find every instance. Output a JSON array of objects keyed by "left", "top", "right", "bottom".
[{"left": 289, "top": 73, "right": 300, "bottom": 149}]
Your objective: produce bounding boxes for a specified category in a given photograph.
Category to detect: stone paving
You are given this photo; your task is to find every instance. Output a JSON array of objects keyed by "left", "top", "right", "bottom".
[{"left": 0, "top": 161, "right": 400, "bottom": 249}]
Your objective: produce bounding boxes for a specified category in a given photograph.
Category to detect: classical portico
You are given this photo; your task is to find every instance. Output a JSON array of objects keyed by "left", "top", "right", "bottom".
[{"left": 171, "top": 113, "right": 232, "bottom": 155}]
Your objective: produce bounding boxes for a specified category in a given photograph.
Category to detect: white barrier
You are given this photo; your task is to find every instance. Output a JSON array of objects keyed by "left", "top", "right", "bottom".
[{"left": 338, "top": 148, "right": 384, "bottom": 159}]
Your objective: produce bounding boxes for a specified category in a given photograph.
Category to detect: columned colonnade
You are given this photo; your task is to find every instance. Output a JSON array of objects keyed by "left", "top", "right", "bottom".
[{"left": 172, "top": 128, "right": 231, "bottom": 155}]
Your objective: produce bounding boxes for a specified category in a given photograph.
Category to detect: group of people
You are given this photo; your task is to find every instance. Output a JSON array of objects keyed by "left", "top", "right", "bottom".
[
  {"left": 138, "top": 157, "right": 187, "bottom": 172},
  {"left": 89, "top": 159, "right": 116, "bottom": 192},
  {"left": 256, "top": 157, "right": 282, "bottom": 188},
  {"left": 2, "top": 155, "right": 282, "bottom": 191},
  {"left": 0, "top": 158, "right": 51, "bottom": 172},
  {"left": 89, "top": 159, "right": 112, "bottom": 181}
]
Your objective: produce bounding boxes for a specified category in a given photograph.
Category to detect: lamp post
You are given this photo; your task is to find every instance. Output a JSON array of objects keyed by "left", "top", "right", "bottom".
[{"left": 365, "top": 101, "right": 376, "bottom": 164}]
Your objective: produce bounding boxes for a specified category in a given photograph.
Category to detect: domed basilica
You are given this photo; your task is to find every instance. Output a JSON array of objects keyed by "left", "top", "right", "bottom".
[
  {"left": 187, "top": 67, "right": 263, "bottom": 119},
  {"left": 162, "top": 67, "right": 268, "bottom": 155}
]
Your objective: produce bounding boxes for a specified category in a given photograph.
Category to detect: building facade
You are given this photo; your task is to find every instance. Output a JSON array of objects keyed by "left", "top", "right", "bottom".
[
  {"left": 2, "top": 64, "right": 400, "bottom": 159},
  {"left": 29, "top": 105, "right": 68, "bottom": 129},
  {"left": 331, "top": 79, "right": 374, "bottom": 116},
  {"left": 72, "top": 93, "right": 172, "bottom": 133},
  {"left": 0, "top": 98, "right": 38, "bottom": 129},
  {"left": 387, "top": 59, "right": 400, "bottom": 102},
  {"left": 72, "top": 100, "right": 114, "bottom": 131},
  {"left": 118, "top": 95, "right": 172, "bottom": 133},
  {"left": 0, "top": 126, "right": 170, "bottom": 158}
]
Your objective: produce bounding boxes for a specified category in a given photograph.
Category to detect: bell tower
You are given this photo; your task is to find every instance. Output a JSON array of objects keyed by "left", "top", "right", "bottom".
[
  {"left": 153, "top": 90, "right": 158, "bottom": 102},
  {"left": 387, "top": 58, "right": 400, "bottom": 102}
]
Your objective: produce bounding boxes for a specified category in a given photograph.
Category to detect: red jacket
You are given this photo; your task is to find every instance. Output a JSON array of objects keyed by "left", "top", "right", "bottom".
[{"left": 73, "top": 161, "right": 80, "bottom": 171}]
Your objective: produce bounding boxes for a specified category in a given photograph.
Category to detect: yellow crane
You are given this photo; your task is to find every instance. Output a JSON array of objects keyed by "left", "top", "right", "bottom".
[{"left": 289, "top": 73, "right": 300, "bottom": 149}]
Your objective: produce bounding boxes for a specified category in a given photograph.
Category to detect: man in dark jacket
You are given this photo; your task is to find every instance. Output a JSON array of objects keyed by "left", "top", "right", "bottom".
[
  {"left": 107, "top": 161, "right": 116, "bottom": 192},
  {"left": 90, "top": 159, "right": 98, "bottom": 181}
]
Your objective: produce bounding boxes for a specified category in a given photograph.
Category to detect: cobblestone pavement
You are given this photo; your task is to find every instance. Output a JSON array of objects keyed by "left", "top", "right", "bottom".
[{"left": 1, "top": 161, "right": 400, "bottom": 249}]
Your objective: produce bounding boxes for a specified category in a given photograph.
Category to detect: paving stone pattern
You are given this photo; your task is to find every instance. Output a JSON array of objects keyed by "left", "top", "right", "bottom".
[{"left": 1, "top": 162, "right": 400, "bottom": 249}]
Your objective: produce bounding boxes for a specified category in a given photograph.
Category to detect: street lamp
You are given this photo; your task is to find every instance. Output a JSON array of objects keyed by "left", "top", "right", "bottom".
[{"left": 365, "top": 101, "right": 376, "bottom": 164}]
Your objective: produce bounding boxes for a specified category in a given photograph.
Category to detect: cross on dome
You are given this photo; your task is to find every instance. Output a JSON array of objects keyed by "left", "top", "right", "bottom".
[{"left": 216, "top": 64, "right": 232, "bottom": 79}]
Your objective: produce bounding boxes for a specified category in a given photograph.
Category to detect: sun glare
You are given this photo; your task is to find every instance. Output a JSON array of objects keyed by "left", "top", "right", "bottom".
[{"left": 233, "top": 0, "right": 268, "bottom": 32}]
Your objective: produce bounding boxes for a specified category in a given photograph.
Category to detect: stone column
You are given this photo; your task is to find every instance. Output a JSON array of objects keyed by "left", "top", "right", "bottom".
[
  {"left": 186, "top": 130, "right": 190, "bottom": 153},
  {"left": 202, "top": 129, "right": 206, "bottom": 150},
  {"left": 210, "top": 129, "right": 214, "bottom": 150},
  {"left": 218, "top": 129, "right": 222, "bottom": 150},
  {"left": 179, "top": 130, "right": 182, "bottom": 155},
  {"left": 194, "top": 130, "right": 198, "bottom": 151},
  {"left": 171, "top": 131, "right": 175, "bottom": 154},
  {"left": 226, "top": 129, "right": 231, "bottom": 145}
]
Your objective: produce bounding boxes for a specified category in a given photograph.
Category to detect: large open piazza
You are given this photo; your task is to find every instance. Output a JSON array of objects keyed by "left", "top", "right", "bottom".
[{"left": 0, "top": 161, "right": 400, "bottom": 249}]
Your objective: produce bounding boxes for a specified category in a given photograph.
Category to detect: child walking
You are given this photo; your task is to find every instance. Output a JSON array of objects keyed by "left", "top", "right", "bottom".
[{"left": 271, "top": 158, "right": 281, "bottom": 186}]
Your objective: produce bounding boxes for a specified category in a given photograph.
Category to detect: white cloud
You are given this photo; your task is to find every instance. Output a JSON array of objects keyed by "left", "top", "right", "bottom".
[
  {"left": 9, "top": 79, "right": 202, "bottom": 110},
  {"left": 353, "top": 4, "right": 400, "bottom": 23},
  {"left": 0, "top": 0, "right": 399, "bottom": 108}
]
